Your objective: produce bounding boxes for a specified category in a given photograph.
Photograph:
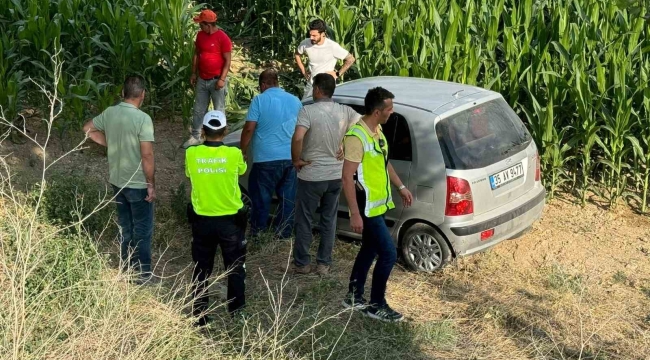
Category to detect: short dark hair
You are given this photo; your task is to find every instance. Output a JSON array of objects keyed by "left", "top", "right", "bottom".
[
  {"left": 259, "top": 68, "right": 279, "bottom": 87},
  {"left": 123, "top": 75, "right": 145, "bottom": 99},
  {"left": 364, "top": 87, "right": 395, "bottom": 115},
  {"left": 203, "top": 119, "right": 226, "bottom": 139},
  {"left": 312, "top": 73, "right": 335, "bottom": 98},
  {"left": 309, "top": 19, "right": 327, "bottom": 33}
]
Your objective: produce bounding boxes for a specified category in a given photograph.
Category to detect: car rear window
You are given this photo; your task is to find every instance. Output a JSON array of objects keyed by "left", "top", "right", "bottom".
[{"left": 435, "top": 98, "right": 532, "bottom": 170}]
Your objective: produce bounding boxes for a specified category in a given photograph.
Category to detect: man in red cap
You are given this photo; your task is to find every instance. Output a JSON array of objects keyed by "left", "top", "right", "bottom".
[{"left": 183, "top": 9, "right": 233, "bottom": 149}]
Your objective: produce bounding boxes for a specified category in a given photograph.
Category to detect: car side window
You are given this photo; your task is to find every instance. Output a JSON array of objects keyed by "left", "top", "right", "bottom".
[
  {"left": 386, "top": 113, "right": 412, "bottom": 161},
  {"left": 350, "top": 105, "right": 365, "bottom": 116},
  {"left": 347, "top": 105, "right": 413, "bottom": 162}
]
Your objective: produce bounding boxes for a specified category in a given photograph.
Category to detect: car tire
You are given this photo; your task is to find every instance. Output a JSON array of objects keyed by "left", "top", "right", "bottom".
[{"left": 400, "top": 223, "right": 451, "bottom": 272}]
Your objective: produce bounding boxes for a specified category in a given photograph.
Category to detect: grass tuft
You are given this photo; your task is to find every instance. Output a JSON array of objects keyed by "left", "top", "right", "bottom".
[
  {"left": 612, "top": 270, "right": 628, "bottom": 284},
  {"left": 545, "top": 264, "right": 585, "bottom": 295},
  {"left": 416, "top": 320, "right": 457, "bottom": 349}
]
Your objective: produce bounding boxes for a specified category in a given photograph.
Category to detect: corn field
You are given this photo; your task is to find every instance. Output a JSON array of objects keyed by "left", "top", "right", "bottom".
[
  {"left": 2, "top": 0, "right": 650, "bottom": 210},
  {"left": 224, "top": 0, "right": 650, "bottom": 210},
  {"left": 0, "top": 0, "right": 267, "bottom": 142}
]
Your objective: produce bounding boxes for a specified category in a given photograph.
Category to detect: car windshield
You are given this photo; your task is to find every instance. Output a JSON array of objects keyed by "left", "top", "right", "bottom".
[{"left": 435, "top": 98, "right": 532, "bottom": 170}]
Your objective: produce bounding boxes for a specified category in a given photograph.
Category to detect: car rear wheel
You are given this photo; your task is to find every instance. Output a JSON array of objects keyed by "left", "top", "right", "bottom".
[{"left": 401, "top": 223, "right": 451, "bottom": 272}]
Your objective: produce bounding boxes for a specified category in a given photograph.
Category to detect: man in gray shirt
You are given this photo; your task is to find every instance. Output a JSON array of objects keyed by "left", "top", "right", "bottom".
[{"left": 291, "top": 73, "right": 361, "bottom": 275}]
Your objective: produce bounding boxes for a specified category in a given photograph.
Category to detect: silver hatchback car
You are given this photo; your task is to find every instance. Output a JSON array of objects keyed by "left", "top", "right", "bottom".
[{"left": 225, "top": 76, "right": 546, "bottom": 272}]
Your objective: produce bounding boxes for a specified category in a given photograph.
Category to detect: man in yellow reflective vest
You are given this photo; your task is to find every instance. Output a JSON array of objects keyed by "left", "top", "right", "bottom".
[
  {"left": 185, "top": 110, "right": 248, "bottom": 326},
  {"left": 341, "top": 87, "right": 413, "bottom": 322}
]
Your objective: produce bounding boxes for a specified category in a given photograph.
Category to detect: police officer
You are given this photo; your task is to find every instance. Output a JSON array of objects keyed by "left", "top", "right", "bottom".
[
  {"left": 340, "top": 87, "right": 413, "bottom": 323},
  {"left": 185, "top": 110, "right": 248, "bottom": 326}
]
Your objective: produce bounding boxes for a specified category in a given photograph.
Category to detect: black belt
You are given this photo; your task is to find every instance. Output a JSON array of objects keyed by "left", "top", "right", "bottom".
[{"left": 202, "top": 75, "right": 222, "bottom": 81}]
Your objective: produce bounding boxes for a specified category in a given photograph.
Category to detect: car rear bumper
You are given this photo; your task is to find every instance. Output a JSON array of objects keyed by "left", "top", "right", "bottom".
[{"left": 443, "top": 188, "right": 546, "bottom": 256}]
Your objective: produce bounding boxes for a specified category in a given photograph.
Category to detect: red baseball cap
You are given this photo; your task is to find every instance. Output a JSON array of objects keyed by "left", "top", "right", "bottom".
[{"left": 193, "top": 9, "right": 217, "bottom": 23}]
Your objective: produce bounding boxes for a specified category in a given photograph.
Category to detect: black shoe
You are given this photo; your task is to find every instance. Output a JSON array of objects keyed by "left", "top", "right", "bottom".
[
  {"left": 341, "top": 293, "right": 367, "bottom": 310},
  {"left": 194, "top": 315, "right": 212, "bottom": 327},
  {"left": 135, "top": 274, "right": 162, "bottom": 286},
  {"left": 363, "top": 304, "right": 404, "bottom": 322}
]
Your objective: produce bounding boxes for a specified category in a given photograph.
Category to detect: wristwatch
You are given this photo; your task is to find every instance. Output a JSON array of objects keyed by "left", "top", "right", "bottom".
[
  {"left": 335, "top": 70, "right": 340, "bottom": 77},
  {"left": 398, "top": 185, "right": 406, "bottom": 191}
]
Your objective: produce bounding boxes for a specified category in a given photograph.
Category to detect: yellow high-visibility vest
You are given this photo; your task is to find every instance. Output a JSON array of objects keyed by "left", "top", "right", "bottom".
[
  {"left": 345, "top": 124, "right": 394, "bottom": 217},
  {"left": 185, "top": 142, "right": 247, "bottom": 216}
]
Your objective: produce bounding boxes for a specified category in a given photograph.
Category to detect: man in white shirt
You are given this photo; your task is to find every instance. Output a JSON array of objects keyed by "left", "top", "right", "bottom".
[{"left": 294, "top": 19, "right": 356, "bottom": 100}]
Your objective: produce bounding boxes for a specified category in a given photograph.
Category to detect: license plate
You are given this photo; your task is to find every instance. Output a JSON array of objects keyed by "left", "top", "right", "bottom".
[{"left": 489, "top": 163, "right": 524, "bottom": 190}]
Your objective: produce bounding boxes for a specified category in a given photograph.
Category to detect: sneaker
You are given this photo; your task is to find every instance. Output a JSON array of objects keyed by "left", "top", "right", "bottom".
[
  {"left": 363, "top": 304, "right": 404, "bottom": 322},
  {"left": 182, "top": 136, "right": 203, "bottom": 149},
  {"left": 194, "top": 315, "right": 212, "bottom": 327},
  {"left": 292, "top": 264, "right": 312, "bottom": 275},
  {"left": 341, "top": 293, "right": 367, "bottom": 310},
  {"left": 315, "top": 264, "right": 330, "bottom": 276},
  {"left": 133, "top": 274, "right": 161, "bottom": 286}
]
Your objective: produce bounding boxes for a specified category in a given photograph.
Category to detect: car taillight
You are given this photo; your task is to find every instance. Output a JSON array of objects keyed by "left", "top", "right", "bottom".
[
  {"left": 445, "top": 176, "right": 473, "bottom": 216},
  {"left": 535, "top": 153, "right": 541, "bottom": 182}
]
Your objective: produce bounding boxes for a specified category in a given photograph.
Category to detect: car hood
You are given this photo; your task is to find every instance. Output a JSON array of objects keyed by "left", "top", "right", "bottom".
[{"left": 224, "top": 129, "right": 243, "bottom": 148}]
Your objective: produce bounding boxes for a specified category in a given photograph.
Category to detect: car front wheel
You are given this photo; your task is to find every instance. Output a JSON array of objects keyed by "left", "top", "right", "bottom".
[
  {"left": 400, "top": 223, "right": 451, "bottom": 272},
  {"left": 240, "top": 187, "right": 252, "bottom": 209}
]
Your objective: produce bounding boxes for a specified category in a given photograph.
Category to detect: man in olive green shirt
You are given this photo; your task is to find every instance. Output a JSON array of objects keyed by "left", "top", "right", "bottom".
[{"left": 83, "top": 75, "right": 156, "bottom": 284}]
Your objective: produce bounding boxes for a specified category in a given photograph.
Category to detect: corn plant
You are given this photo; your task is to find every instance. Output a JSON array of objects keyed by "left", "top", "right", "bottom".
[
  {"left": 0, "top": 31, "right": 27, "bottom": 130},
  {"left": 147, "top": 0, "right": 202, "bottom": 126}
]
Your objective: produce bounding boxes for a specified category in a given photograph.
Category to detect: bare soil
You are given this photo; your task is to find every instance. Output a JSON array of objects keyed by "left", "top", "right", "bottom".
[{"left": 4, "top": 110, "right": 649, "bottom": 359}]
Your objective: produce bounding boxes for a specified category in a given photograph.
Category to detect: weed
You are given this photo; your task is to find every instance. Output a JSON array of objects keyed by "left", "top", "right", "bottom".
[
  {"left": 165, "top": 139, "right": 181, "bottom": 161},
  {"left": 170, "top": 181, "right": 190, "bottom": 224},
  {"left": 612, "top": 270, "right": 628, "bottom": 284},
  {"left": 416, "top": 320, "right": 457, "bottom": 349},
  {"left": 546, "top": 265, "right": 585, "bottom": 294},
  {"left": 641, "top": 287, "right": 650, "bottom": 299},
  {"left": 40, "top": 173, "right": 114, "bottom": 237}
]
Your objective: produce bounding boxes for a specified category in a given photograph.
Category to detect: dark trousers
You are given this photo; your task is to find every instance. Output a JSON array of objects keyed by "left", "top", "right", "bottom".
[
  {"left": 348, "top": 193, "right": 397, "bottom": 307},
  {"left": 191, "top": 214, "right": 246, "bottom": 316},
  {"left": 293, "top": 179, "right": 342, "bottom": 267},
  {"left": 112, "top": 186, "right": 154, "bottom": 277},
  {"left": 248, "top": 160, "right": 297, "bottom": 238}
]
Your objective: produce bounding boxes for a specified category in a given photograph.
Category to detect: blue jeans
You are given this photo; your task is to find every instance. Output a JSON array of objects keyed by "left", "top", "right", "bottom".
[
  {"left": 248, "top": 160, "right": 297, "bottom": 238},
  {"left": 348, "top": 213, "right": 397, "bottom": 307},
  {"left": 112, "top": 186, "right": 154, "bottom": 277}
]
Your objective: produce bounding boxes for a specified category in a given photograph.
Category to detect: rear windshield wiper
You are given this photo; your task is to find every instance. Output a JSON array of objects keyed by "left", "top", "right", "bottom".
[{"left": 501, "top": 140, "right": 528, "bottom": 155}]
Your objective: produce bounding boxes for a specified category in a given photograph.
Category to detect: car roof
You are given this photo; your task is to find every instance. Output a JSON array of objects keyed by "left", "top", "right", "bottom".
[{"left": 332, "top": 76, "right": 493, "bottom": 113}]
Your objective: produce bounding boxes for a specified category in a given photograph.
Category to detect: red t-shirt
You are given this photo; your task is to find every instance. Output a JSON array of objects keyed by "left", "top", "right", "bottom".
[{"left": 195, "top": 30, "right": 233, "bottom": 80}]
